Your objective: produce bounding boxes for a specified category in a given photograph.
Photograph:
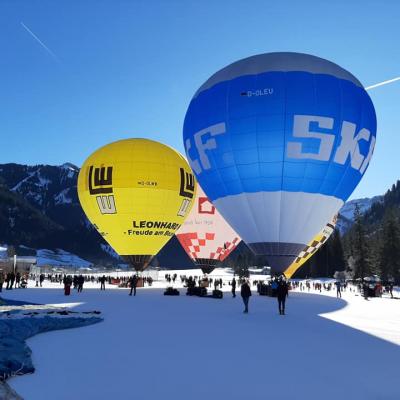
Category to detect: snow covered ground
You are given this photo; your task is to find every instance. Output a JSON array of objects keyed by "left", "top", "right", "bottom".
[{"left": 2, "top": 271, "right": 400, "bottom": 400}]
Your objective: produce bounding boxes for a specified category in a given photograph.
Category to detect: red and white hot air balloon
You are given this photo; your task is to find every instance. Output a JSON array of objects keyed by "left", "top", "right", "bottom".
[{"left": 176, "top": 185, "right": 241, "bottom": 274}]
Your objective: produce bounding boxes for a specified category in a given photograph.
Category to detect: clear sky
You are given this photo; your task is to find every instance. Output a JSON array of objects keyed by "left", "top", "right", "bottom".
[{"left": 1, "top": 0, "right": 399, "bottom": 199}]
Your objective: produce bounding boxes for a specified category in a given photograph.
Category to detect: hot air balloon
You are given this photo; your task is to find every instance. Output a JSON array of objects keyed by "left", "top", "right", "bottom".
[
  {"left": 283, "top": 217, "right": 336, "bottom": 279},
  {"left": 176, "top": 184, "right": 241, "bottom": 274},
  {"left": 183, "top": 52, "right": 376, "bottom": 274},
  {"left": 77, "top": 138, "right": 196, "bottom": 271}
]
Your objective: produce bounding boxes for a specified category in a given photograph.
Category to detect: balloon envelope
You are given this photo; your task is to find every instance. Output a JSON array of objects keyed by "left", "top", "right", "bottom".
[
  {"left": 176, "top": 185, "right": 241, "bottom": 274},
  {"left": 283, "top": 217, "right": 336, "bottom": 279},
  {"left": 78, "top": 138, "right": 196, "bottom": 270},
  {"left": 183, "top": 52, "right": 376, "bottom": 273}
]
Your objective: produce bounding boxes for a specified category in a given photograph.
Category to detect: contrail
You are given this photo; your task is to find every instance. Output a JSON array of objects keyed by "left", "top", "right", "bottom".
[
  {"left": 21, "top": 21, "right": 60, "bottom": 63},
  {"left": 365, "top": 77, "right": 400, "bottom": 90}
]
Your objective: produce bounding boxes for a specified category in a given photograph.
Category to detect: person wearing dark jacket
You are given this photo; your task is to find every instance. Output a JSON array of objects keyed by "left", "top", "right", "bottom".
[
  {"left": 15, "top": 272, "right": 21, "bottom": 288},
  {"left": 129, "top": 275, "right": 138, "bottom": 296},
  {"left": 388, "top": 283, "right": 394, "bottom": 298},
  {"left": 334, "top": 281, "right": 341, "bottom": 298},
  {"left": 8, "top": 272, "right": 15, "bottom": 290},
  {"left": 277, "top": 278, "right": 289, "bottom": 315},
  {"left": 0, "top": 271, "right": 4, "bottom": 292},
  {"left": 39, "top": 273, "right": 45, "bottom": 287},
  {"left": 231, "top": 277, "right": 237, "bottom": 298},
  {"left": 240, "top": 280, "right": 251, "bottom": 313},
  {"left": 63, "top": 275, "right": 72, "bottom": 296},
  {"left": 77, "top": 275, "right": 84, "bottom": 293},
  {"left": 100, "top": 275, "right": 106, "bottom": 290}
]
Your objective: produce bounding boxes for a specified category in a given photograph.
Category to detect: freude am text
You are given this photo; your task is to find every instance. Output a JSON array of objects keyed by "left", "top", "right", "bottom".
[{"left": 126, "top": 220, "right": 182, "bottom": 237}]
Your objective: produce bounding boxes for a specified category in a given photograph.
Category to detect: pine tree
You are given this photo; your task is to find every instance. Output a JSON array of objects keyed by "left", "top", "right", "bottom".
[
  {"left": 379, "top": 209, "right": 400, "bottom": 283},
  {"left": 328, "top": 229, "right": 347, "bottom": 275},
  {"left": 234, "top": 254, "right": 250, "bottom": 278},
  {"left": 306, "top": 242, "right": 328, "bottom": 278},
  {"left": 352, "top": 204, "right": 371, "bottom": 279}
]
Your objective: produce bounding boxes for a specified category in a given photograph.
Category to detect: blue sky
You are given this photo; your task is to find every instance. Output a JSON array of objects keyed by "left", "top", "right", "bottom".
[{"left": 0, "top": 0, "right": 399, "bottom": 199}]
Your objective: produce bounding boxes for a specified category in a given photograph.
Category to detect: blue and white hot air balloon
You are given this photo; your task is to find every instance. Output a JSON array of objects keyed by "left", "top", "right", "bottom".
[{"left": 183, "top": 52, "right": 376, "bottom": 273}]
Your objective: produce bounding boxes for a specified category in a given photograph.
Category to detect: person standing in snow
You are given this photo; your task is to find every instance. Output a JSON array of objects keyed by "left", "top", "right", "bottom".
[
  {"left": 335, "top": 281, "right": 342, "bottom": 298},
  {"left": 362, "top": 281, "right": 369, "bottom": 300},
  {"left": 240, "top": 280, "right": 251, "bottom": 313},
  {"left": 231, "top": 277, "right": 237, "bottom": 298},
  {"left": 0, "top": 271, "right": 4, "bottom": 292},
  {"left": 9, "top": 272, "right": 15, "bottom": 289},
  {"left": 100, "top": 275, "right": 106, "bottom": 290},
  {"left": 277, "top": 277, "right": 288, "bottom": 315},
  {"left": 129, "top": 274, "right": 138, "bottom": 296},
  {"left": 388, "top": 283, "right": 394, "bottom": 298},
  {"left": 77, "top": 275, "right": 84, "bottom": 293},
  {"left": 63, "top": 275, "right": 72, "bottom": 296},
  {"left": 15, "top": 272, "right": 21, "bottom": 288},
  {"left": 214, "top": 279, "right": 219, "bottom": 290},
  {"left": 5, "top": 273, "right": 10, "bottom": 289}
]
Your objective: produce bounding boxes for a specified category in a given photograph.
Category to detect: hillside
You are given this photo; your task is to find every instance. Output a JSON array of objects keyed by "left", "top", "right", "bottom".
[
  {"left": 0, "top": 163, "right": 115, "bottom": 265},
  {"left": 0, "top": 163, "right": 198, "bottom": 268},
  {"left": 336, "top": 196, "right": 383, "bottom": 234}
]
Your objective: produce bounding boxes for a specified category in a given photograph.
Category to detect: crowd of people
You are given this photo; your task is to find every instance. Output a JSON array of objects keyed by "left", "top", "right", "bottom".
[
  {"left": 0, "top": 270, "right": 28, "bottom": 292},
  {"left": 1, "top": 268, "right": 396, "bottom": 316},
  {"left": 172, "top": 273, "right": 289, "bottom": 315},
  {"left": 290, "top": 279, "right": 395, "bottom": 300}
]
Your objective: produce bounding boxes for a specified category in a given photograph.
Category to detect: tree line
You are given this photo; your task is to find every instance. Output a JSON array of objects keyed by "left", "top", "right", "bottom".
[{"left": 295, "top": 181, "right": 400, "bottom": 283}]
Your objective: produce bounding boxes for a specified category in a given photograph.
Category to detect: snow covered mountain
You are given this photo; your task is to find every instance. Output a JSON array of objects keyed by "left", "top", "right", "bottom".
[
  {"left": 0, "top": 163, "right": 114, "bottom": 265},
  {"left": 3, "top": 163, "right": 78, "bottom": 209},
  {"left": 0, "top": 163, "right": 195, "bottom": 269},
  {"left": 337, "top": 196, "right": 383, "bottom": 234}
]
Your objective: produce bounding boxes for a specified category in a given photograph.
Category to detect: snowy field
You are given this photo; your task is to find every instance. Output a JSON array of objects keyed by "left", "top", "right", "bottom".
[{"left": 2, "top": 271, "right": 400, "bottom": 400}]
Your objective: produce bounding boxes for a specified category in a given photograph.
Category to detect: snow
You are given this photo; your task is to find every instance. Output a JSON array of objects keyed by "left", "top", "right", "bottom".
[
  {"left": 339, "top": 197, "right": 379, "bottom": 221},
  {"left": 100, "top": 243, "right": 120, "bottom": 259},
  {"left": 60, "top": 163, "right": 79, "bottom": 172},
  {"left": 28, "top": 191, "right": 43, "bottom": 205},
  {"left": 337, "top": 196, "right": 383, "bottom": 234},
  {"left": 36, "top": 249, "right": 92, "bottom": 268},
  {"left": 1, "top": 271, "right": 399, "bottom": 400},
  {"left": 60, "top": 163, "right": 79, "bottom": 179},
  {"left": 37, "top": 174, "right": 50, "bottom": 187},
  {"left": 0, "top": 245, "right": 7, "bottom": 259},
  {"left": 10, "top": 172, "right": 35, "bottom": 192},
  {"left": 54, "top": 188, "right": 72, "bottom": 205}
]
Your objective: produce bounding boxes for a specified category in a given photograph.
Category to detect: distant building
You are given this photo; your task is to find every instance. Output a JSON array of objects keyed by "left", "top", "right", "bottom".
[{"left": 0, "top": 256, "right": 37, "bottom": 274}]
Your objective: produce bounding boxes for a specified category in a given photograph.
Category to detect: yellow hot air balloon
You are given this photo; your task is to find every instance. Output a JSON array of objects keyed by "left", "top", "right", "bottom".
[
  {"left": 77, "top": 138, "right": 196, "bottom": 271},
  {"left": 283, "top": 216, "right": 337, "bottom": 279}
]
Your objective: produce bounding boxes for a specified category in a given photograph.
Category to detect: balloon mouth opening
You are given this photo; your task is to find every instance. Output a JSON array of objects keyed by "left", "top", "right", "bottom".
[
  {"left": 122, "top": 255, "right": 154, "bottom": 272},
  {"left": 194, "top": 258, "right": 220, "bottom": 274},
  {"left": 247, "top": 242, "right": 306, "bottom": 274}
]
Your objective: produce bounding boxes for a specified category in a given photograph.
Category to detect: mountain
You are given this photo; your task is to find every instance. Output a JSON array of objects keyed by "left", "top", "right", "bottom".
[
  {"left": 0, "top": 163, "right": 197, "bottom": 269},
  {"left": 337, "top": 182, "right": 400, "bottom": 236},
  {"left": 361, "top": 181, "right": 400, "bottom": 227},
  {"left": 0, "top": 163, "right": 115, "bottom": 265},
  {"left": 336, "top": 196, "right": 383, "bottom": 234}
]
